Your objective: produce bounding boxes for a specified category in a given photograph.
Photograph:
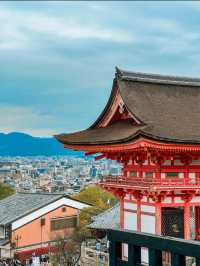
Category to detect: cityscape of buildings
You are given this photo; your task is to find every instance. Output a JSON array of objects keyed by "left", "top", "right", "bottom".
[{"left": 0, "top": 156, "right": 122, "bottom": 195}]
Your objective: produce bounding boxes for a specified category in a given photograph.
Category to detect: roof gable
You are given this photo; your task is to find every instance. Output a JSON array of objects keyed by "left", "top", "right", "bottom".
[
  {"left": 12, "top": 196, "right": 89, "bottom": 230},
  {"left": 118, "top": 72, "right": 200, "bottom": 143},
  {"left": 0, "top": 193, "right": 89, "bottom": 227},
  {"left": 55, "top": 67, "right": 200, "bottom": 146}
]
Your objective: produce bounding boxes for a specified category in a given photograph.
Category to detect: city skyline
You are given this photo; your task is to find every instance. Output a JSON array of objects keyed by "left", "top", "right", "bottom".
[{"left": 1, "top": 2, "right": 200, "bottom": 136}]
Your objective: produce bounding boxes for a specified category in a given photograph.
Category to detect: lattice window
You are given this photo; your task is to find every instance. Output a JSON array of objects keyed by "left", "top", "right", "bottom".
[
  {"left": 189, "top": 206, "right": 195, "bottom": 240},
  {"left": 145, "top": 172, "right": 153, "bottom": 178},
  {"left": 161, "top": 207, "right": 184, "bottom": 238},
  {"left": 0, "top": 226, "right": 4, "bottom": 238},
  {"left": 191, "top": 159, "right": 200, "bottom": 165},
  {"left": 51, "top": 216, "right": 77, "bottom": 231},
  {"left": 166, "top": 172, "right": 179, "bottom": 177},
  {"left": 129, "top": 171, "right": 137, "bottom": 177}
]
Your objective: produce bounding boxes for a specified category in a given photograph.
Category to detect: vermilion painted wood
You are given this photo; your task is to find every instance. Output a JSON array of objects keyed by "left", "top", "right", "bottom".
[
  {"left": 136, "top": 199, "right": 141, "bottom": 231},
  {"left": 184, "top": 201, "right": 190, "bottom": 240},
  {"left": 65, "top": 115, "right": 200, "bottom": 243},
  {"left": 155, "top": 202, "right": 161, "bottom": 235},
  {"left": 64, "top": 138, "right": 200, "bottom": 153}
]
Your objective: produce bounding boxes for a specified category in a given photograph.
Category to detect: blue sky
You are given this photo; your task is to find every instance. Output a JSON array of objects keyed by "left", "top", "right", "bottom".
[{"left": 1, "top": 1, "right": 200, "bottom": 136}]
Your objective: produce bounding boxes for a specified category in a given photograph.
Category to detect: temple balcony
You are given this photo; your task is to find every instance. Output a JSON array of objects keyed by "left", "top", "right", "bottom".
[
  {"left": 99, "top": 175, "right": 200, "bottom": 192},
  {"left": 108, "top": 229, "right": 200, "bottom": 266}
]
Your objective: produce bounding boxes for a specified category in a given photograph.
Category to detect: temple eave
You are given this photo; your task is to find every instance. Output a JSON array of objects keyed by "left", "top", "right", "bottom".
[{"left": 62, "top": 138, "right": 200, "bottom": 155}]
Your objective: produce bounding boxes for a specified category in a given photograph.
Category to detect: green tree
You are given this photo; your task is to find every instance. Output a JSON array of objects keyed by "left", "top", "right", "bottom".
[
  {"left": 0, "top": 183, "right": 14, "bottom": 200},
  {"left": 73, "top": 185, "right": 118, "bottom": 240},
  {"left": 73, "top": 185, "right": 117, "bottom": 209}
]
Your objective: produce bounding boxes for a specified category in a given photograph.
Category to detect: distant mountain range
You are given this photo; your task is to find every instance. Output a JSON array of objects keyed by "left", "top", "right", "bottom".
[{"left": 0, "top": 132, "right": 83, "bottom": 156}]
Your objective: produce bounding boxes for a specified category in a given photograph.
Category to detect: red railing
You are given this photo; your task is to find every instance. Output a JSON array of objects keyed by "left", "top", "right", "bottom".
[{"left": 100, "top": 175, "right": 200, "bottom": 189}]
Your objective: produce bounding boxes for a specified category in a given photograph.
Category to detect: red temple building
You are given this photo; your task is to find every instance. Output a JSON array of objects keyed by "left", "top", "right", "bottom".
[{"left": 56, "top": 68, "right": 200, "bottom": 248}]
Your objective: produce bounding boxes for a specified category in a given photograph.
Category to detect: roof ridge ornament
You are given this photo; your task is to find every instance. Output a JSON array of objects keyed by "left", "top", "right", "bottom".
[
  {"left": 55, "top": 67, "right": 200, "bottom": 147},
  {"left": 115, "top": 66, "right": 123, "bottom": 78},
  {"left": 116, "top": 67, "right": 200, "bottom": 86}
]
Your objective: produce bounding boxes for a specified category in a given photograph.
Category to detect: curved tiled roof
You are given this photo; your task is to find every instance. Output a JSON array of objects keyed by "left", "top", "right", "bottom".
[
  {"left": 88, "top": 203, "right": 120, "bottom": 230},
  {"left": 55, "top": 68, "right": 200, "bottom": 145},
  {"left": 56, "top": 120, "right": 145, "bottom": 145},
  {"left": 117, "top": 67, "right": 200, "bottom": 86}
]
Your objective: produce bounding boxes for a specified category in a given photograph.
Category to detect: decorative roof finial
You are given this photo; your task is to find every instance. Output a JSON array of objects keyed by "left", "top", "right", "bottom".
[{"left": 115, "top": 66, "right": 122, "bottom": 78}]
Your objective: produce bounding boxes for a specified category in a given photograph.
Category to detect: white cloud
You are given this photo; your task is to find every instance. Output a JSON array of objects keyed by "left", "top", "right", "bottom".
[
  {"left": 0, "top": 105, "right": 58, "bottom": 136},
  {"left": 0, "top": 6, "right": 134, "bottom": 51},
  {"left": 0, "top": 4, "right": 198, "bottom": 56}
]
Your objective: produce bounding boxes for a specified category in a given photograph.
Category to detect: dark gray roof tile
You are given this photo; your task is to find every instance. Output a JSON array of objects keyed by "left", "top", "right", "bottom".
[
  {"left": 0, "top": 193, "right": 63, "bottom": 225},
  {"left": 56, "top": 67, "right": 200, "bottom": 145},
  {"left": 88, "top": 204, "right": 120, "bottom": 230}
]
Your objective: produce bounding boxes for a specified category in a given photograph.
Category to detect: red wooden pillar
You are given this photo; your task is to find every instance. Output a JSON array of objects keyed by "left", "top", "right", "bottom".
[
  {"left": 120, "top": 196, "right": 124, "bottom": 229},
  {"left": 155, "top": 165, "right": 161, "bottom": 185},
  {"left": 184, "top": 168, "right": 189, "bottom": 186},
  {"left": 137, "top": 197, "right": 141, "bottom": 231},
  {"left": 195, "top": 206, "right": 199, "bottom": 240},
  {"left": 139, "top": 164, "right": 143, "bottom": 179},
  {"left": 184, "top": 200, "right": 190, "bottom": 240},
  {"left": 155, "top": 201, "right": 161, "bottom": 235}
]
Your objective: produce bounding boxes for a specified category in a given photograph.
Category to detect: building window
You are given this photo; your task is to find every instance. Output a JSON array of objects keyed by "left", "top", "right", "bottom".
[
  {"left": 5, "top": 225, "right": 11, "bottom": 239},
  {"left": 145, "top": 172, "right": 153, "bottom": 178},
  {"left": 192, "top": 160, "right": 200, "bottom": 165},
  {"left": 174, "top": 160, "right": 182, "bottom": 165},
  {"left": 62, "top": 207, "right": 66, "bottom": 212},
  {"left": 51, "top": 216, "right": 77, "bottom": 231},
  {"left": 166, "top": 172, "right": 178, "bottom": 177},
  {"left": 129, "top": 171, "right": 137, "bottom": 177},
  {"left": 41, "top": 218, "right": 45, "bottom": 226},
  {"left": 0, "top": 226, "right": 4, "bottom": 239}
]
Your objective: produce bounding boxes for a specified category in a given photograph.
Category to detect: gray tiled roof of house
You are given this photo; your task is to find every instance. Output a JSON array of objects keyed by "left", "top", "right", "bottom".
[
  {"left": 0, "top": 192, "right": 64, "bottom": 225},
  {"left": 88, "top": 203, "right": 120, "bottom": 230},
  {"left": 0, "top": 239, "right": 9, "bottom": 246}
]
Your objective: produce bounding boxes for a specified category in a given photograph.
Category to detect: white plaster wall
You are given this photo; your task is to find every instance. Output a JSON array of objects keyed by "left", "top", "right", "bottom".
[
  {"left": 141, "top": 205, "right": 155, "bottom": 213},
  {"left": 142, "top": 196, "right": 148, "bottom": 202},
  {"left": 191, "top": 196, "right": 200, "bottom": 203},
  {"left": 162, "top": 198, "right": 172, "bottom": 203},
  {"left": 189, "top": 172, "right": 196, "bottom": 184},
  {"left": 161, "top": 173, "right": 165, "bottom": 178},
  {"left": 124, "top": 202, "right": 137, "bottom": 210},
  {"left": 174, "top": 197, "right": 184, "bottom": 203},
  {"left": 189, "top": 172, "right": 196, "bottom": 178},
  {"left": 179, "top": 173, "right": 184, "bottom": 178},
  {"left": 124, "top": 194, "right": 130, "bottom": 200},
  {"left": 124, "top": 211, "right": 137, "bottom": 230},
  {"left": 141, "top": 215, "right": 155, "bottom": 234},
  {"left": 123, "top": 211, "right": 137, "bottom": 259}
]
